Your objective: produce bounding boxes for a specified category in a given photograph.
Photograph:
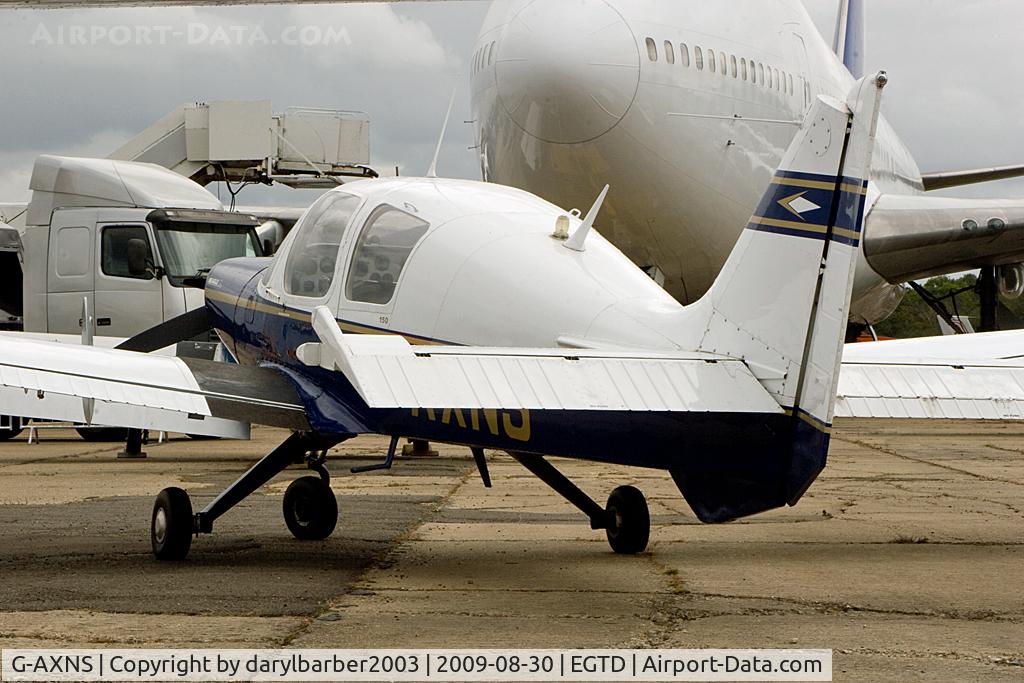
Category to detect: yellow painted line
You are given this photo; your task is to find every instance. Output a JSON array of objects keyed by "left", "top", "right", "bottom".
[
  {"left": 783, "top": 408, "right": 833, "bottom": 434},
  {"left": 204, "top": 288, "right": 237, "bottom": 305},
  {"left": 751, "top": 216, "right": 860, "bottom": 241},
  {"left": 205, "top": 288, "right": 444, "bottom": 346},
  {"left": 772, "top": 176, "right": 868, "bottom": 195},
  {"left": 752, "top": 216, "right": 829, "bottom": 233}
]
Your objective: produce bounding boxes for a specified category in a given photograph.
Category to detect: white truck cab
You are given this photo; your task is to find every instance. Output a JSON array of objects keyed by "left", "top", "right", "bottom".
[{"left": 18, "top": 156, "right": 263, "bottom": 337}]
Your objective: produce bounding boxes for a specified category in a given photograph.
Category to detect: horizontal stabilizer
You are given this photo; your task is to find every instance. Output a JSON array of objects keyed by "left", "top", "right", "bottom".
[
  {"left": 838, "top": 359, "right": 1024, "bottom": 420},
  {"left": 301, "top": 307, "right": 782, "bottom": 414},
  {"left": 839, "top": 329, "right": 1024, "bottom": 419}
]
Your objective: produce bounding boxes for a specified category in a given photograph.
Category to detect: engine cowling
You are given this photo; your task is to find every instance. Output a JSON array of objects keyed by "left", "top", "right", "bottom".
[{"left": 997, "top": 263, "right": 1024, "bottom": 300}]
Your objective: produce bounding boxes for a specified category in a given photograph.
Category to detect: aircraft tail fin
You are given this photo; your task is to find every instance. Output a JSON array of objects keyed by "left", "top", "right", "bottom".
[
  {"left": 833, "top": 0, "right": 865, "bottom": 78},
  {"left": 689, "top": 73, "right": 885, "bottom": 507}
]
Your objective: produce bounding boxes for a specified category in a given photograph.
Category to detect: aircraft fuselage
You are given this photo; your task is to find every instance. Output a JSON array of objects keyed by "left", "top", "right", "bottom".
[{"left": 471, "top": 0, "right": 920, "bottom": 324}]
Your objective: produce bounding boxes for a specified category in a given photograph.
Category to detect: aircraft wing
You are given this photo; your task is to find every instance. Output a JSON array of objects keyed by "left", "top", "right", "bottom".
[
  {"left": 922, "top": 164, "right": 1024, "bottom": 192},
  {"left": 864, "top": 193, "right": 1024, "bottom": 283},
  {"left": 0, "top": 334, "right": 309, "bottom": 438},
  {"left": 0, "top": 0, "right": 435, "bottom": 6}
]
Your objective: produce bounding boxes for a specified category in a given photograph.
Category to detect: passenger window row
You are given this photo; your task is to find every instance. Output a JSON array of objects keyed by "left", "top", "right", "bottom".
[
  {"left": 472, "top": 41, "right": 497, "bottom": 75},
  {"left": 645, "top": 36, "right": 796, "bottom": 97}
]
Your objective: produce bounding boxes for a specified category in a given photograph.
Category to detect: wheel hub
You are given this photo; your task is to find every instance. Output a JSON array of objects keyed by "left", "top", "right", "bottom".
[
  {"left": 153, "top": 508, "right": 167, "bottom": 544},
  {"left": 292, "top": 497, "right": 313, "bottom": 528}
]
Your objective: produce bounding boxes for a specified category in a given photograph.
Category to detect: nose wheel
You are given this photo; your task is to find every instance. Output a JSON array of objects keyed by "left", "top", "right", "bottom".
[
  {"left": 152, "top": 487, "right": 194, "bottom": 561},
  {"left": 282, "top": 476, "right": 338, "bottom": 541},
  {"left": 149, "top": 433, "right": 346, "bottom": 561}
]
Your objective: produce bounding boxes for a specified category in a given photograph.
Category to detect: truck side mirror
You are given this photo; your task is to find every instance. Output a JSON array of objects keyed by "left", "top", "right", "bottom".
[{"left": 126, "top": 238, "right": 152, "bottom": 279}]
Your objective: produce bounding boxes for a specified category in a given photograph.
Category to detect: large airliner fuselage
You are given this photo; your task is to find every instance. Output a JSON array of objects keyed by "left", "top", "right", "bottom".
[{"left": 471, "top": 0, "right": 921, "bottom": 324}]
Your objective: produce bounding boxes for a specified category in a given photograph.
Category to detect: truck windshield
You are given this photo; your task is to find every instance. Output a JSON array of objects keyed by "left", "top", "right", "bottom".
[{"left": 154, "top": 222, "right": 261, "bottom": 282}]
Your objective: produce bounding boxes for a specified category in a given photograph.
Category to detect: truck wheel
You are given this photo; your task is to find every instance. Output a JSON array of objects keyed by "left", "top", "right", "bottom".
[
  {"left": 76, "top": 427, "right": 129, "bottom": 442},
  {"left": 0, "top": 416, "right": 23, "bottom": 441}
]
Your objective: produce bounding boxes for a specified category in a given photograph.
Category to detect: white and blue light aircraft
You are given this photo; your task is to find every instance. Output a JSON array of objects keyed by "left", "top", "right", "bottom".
[{"left": 3, "top": 74, "right": 1023, "bottom": 563}]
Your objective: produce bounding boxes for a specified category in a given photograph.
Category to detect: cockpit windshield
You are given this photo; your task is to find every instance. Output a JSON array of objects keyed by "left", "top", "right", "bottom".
[{"left": 154, "top": 221, "right": 262, "bottom": 284}]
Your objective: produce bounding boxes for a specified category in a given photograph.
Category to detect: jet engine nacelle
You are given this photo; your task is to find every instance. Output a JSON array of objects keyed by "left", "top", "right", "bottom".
[{"left": 998, "top": 263, "right": 1024, "bottom": 300}]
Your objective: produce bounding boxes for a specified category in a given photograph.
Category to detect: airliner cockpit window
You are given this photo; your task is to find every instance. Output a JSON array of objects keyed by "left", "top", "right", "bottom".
[
  {"left": 346, "top": 205, "right": 430, "bottom": 306},
  {"left": 284, "top": 192, "right": 361, "bottom": 298}
]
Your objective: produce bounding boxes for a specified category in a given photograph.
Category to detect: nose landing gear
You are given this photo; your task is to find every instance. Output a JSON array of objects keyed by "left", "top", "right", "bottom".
[
  {"left": 283, "top": 476, "right": 338, "bottom": 541},
  {"left": 150, "top": 432, "right": 346, "bottom": 561}
]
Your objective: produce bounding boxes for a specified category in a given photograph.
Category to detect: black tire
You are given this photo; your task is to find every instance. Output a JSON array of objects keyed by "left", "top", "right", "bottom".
[
  {"left": 0, "top": 417, "right": 23, "bottom": 441},
  {"left": 283, "top": 476, "right": 338, "bottom": 541},
  {"left": 605, "top": 485, "right": 650, "bottom": 555},
  {"left": 77, "top": 427, "right": 129, "bottom": 443},
  {"left": 152, "top": 487, "right": 194, "bottom": 561}
]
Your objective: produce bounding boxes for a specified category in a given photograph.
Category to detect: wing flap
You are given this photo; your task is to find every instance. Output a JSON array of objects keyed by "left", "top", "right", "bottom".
[{"left": 0, "top": 335, "right": 310, "bottom": 437}]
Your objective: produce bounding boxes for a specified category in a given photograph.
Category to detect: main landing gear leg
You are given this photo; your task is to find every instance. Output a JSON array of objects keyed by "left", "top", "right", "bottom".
[
  {"left": 510, "top": 454, "right": 650, "bottom": 555},
  {"left": 151, "top": 432, "right": 343, "bottom": 561}
]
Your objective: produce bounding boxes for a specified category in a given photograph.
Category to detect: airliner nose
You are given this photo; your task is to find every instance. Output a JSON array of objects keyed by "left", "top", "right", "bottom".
[{"left": 495, "top": 0, "right": 640, "bottom": 145}]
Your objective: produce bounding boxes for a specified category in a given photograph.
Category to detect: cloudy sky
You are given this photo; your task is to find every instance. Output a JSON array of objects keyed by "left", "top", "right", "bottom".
[{"left": 1, "top": 0, "right": 1022, "bottom": 207}]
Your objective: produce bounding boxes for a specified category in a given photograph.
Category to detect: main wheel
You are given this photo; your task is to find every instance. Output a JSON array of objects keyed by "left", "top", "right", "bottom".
[
  {"left": 77, "top": 427, "right": 129, "bottom": 442},
  {"left": 152, "top": 487, "right": 194, "bottom": 561},
  {"left": 605, "top": 485, "right": 650, "bottom": 555},
  {"left": 0, "top": 416, "right": 23, "bottom": 441},
  {"left": 283, "top": 476, "right": 338, "bottom": 541}
]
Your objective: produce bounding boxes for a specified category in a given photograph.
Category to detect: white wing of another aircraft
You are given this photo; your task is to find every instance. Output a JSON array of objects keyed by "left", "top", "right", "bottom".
[
  {"left": 0, "top": 0, "right": 420, "bottom": 5},
  {"left": 0, "top": 336, "right": 309, "bottom": 438}
]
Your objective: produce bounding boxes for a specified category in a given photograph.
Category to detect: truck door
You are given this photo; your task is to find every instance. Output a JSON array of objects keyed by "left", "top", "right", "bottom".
[
  {"left": 46, "top": 209, "right": 97, "bottom": 334},
  {"left": 94, "top": 223, "right": 163, "bottom": 337}
]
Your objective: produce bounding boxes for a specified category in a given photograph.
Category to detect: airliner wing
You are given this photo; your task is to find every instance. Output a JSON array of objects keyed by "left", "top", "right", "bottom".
[
  {"left": 864, "top": 194, "right": 1024, "bottom": 282},
  {"left": 922, "top": 164, "right": 1024, "bottom": 192},
  {"left": 0, "top": 335, "right": 308, "bottom": 438}
]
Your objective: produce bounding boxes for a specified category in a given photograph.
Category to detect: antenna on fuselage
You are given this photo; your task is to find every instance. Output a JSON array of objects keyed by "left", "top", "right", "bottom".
[
  {"left": 427, "top": 85, "right": 459, "bottom": 179},
  {"left": 564, "top": 185, "right": 610, "bottom": 252}
]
